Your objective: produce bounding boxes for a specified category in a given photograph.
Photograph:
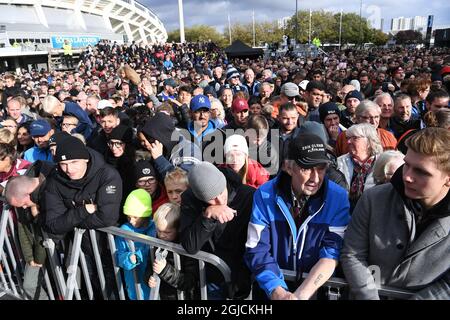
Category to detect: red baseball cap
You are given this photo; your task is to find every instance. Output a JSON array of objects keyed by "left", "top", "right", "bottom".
[
  {"left": 231, "top": 98, "right": 249, "bottom": 113},
  {"left": 440, "top": 66, "right": 450, "bottom": 76}
]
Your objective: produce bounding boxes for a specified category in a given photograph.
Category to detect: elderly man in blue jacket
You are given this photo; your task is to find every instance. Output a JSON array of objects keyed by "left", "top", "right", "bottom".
[{"left": 245, "top": 134, "right": 350, "bottom": 300}]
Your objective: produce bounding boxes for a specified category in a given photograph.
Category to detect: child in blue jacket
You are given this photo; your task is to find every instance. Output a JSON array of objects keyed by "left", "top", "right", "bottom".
[{"left": 115, "top": 189, "right": 156, "bottom": 300}]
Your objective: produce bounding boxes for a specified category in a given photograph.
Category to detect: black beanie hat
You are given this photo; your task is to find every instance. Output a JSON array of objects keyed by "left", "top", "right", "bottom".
[
  {"left": 345, "top": 90, "right": 363, "bottom": 103},
  {"left": 49, "top": 131, "right": 71, "bottom": 146},
  {"left": 319, "top": 102, "right": 341, "bottom": 123},
  {"left": 109, "top": 125, "right": 133, "bottom": 144},
  {"left": 134, "top": 160, "right": 157, "bottom": 181},
  {"left": 54, "top": 136, "right": 89, "bottom": 162}
]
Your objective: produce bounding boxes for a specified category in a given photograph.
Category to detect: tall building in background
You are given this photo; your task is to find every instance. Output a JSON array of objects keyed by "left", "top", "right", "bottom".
[
  {"left": 391, "top": 15, "right": 427, "bottom": 34},
  {"left": 412, "top": 16, "right": 427, "bottom": 33}
]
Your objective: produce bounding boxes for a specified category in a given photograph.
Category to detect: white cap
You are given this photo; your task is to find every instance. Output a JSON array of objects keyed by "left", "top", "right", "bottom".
[
  {"left": 299, "top": 80, "right": 309, "bottom": 91},
  {"left": 224, "top": 134, "right": 248, "bottom": 156},
  {"left": 97, "top": 99, "right": 113, "bottom": 110}
]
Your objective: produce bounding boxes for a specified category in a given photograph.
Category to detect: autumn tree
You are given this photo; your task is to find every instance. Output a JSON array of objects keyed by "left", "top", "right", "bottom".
[{"left": 167, "top": 25, "right": 226, "bottom": 46}]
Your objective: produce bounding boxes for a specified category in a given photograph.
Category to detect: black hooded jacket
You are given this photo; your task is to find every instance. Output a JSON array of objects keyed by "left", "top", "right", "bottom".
[
  {"left": 179, "top": 167, "right": 255, "bottom": 299},
  {"left": 42, "top": 148, "right": 123, "bottom": 236},
  {"left": 141, "top": 112, "right": 178, "bottom": 156},
  {"left": 141, "top": 112, "right": 202, "bottom": 177}
]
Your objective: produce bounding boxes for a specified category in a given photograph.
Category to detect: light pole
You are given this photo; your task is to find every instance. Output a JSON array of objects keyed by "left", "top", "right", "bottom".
[
  {"left": 178, "top": 0, "right": 185, "bottom": 43},
  {"left": 359, "top": 0, "right": 363, "bottom": 45},
  {"left": 339, "top": 9, "right": 343, "bottom": 50},
  {"left": 228, "top": 13, "right": 232, "bottom": 45},
  {"left": 308, "top": 8, "right": 312, "bottom": 44},
  {"left": 295, "top": 0, "right": 298, "bottom": 44},
  {"left": 252, "top": 10, "right": 256, "bottom": 47}
]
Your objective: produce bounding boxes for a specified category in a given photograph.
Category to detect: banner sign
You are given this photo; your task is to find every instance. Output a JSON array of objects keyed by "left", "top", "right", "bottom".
[{"left": 51, "top": 36, "right": 101, "bottom": 49}]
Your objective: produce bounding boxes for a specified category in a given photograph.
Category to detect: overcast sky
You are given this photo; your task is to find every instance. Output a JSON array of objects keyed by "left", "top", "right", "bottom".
[{"left": 142, "top": 0, "right": 450, "bottom": 33}]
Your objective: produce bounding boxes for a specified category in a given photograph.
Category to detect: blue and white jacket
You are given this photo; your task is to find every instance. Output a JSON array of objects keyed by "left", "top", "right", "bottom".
[
  {"left": 115, "top": 221, "right": 156, "bottom": 300},
  {"left": 244, "top": 172, "right": 350, "bottom": 298}
]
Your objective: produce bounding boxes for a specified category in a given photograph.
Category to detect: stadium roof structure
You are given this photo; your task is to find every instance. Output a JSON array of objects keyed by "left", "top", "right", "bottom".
[{"left": 0, "top": 0, "right": 167, "bottom": 44}]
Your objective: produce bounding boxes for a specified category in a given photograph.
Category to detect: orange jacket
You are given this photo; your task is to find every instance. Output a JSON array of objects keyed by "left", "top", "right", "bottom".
[{"left": 335, "top": 127, "right": 397, "bottom": 157}]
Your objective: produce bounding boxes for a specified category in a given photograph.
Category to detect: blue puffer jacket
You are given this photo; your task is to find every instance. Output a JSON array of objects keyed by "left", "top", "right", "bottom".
[
  {"left": 244, "top": 172, "right": 350, "bottom": 298},
  {"left": 115, "top": 221, "right": 156, "bottom": 300}
]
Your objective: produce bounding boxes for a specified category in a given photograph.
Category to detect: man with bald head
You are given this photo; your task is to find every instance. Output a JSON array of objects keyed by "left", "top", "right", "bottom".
[{"left": 243, "top": 68, "right": 261, "bottom": 97}]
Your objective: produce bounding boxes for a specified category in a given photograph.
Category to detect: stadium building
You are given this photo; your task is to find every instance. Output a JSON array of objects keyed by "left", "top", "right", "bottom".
[{"left": 0, "top": 0, "right": 167, "bottom": 71}]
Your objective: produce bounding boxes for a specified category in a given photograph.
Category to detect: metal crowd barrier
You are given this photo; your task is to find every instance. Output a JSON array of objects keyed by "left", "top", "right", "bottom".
[
  {"left": 1, "top": 202, "right": 414, "bottom": 300},
  {"left": 281, "top": 269, "right": 413, "bottom": 300},
  {"left": 0, "top": 202, "right": 233, "bottom": 300},
  {"left": 0, "top": 204, "right": 25, "bottom": 299}
]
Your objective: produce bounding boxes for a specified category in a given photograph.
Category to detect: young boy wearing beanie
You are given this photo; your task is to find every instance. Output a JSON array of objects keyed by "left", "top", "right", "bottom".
[
  {"left": 134, "top": 160, "right": 169, "bottom": 212},
  {"left": 115, "top": 189, "right": 156, "bottom": 300}
]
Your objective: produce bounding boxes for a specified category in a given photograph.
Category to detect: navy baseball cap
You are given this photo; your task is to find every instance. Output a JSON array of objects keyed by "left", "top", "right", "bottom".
[
  {"left": 30, "top": 120, "right": 52, "bottom": 137},
  {"left": 288, "top": 134, "right": 331, "bottom": 169},
  {"left": 190, "top": 94, "right": 211, "bottom": 112}
]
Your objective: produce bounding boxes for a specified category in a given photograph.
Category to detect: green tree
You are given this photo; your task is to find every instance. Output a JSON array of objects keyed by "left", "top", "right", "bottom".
[
  {"left": 223, "top": 21, "right": 284, "bottom": 47},
  {"left": 167, "top": 25, "right": 226, "bottom": 46},
  {"left": 224, "top": 22, "right": 252, "bottom": 46},
  {"left": 285, "top": 11, "right": 375, "bottom": 44},
  {"left": 369, "top": 29, "right": 389, "bottom": 46}
]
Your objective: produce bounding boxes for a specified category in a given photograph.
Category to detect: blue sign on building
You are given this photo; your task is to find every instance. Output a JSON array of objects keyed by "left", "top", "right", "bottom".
[{"left": 51, "top": 36, "right": 101, "bottom": 49}]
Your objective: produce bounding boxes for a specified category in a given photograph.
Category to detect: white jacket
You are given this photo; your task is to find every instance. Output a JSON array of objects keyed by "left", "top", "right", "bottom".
[{"left": 337, "top": 153, "right": 376, "bottom": 192}]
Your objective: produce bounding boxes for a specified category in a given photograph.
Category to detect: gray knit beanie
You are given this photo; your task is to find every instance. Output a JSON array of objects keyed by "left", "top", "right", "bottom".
[{"left": 188, "top": 162, "right": 226, "bottom": 203}]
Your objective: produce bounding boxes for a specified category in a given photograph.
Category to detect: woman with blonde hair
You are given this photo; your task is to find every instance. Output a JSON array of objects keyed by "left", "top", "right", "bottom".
[
  {"left": 221, "top": 134, "right": 269, "bottom": 189},
  {"left": 116, "top": 64, "right": 141, "bottom": 95},
  {"left": 210, "top": 98, "right": 226, "bottom": 129},
  {"left": 0, "top": 127, "right": 16, "bottom": 145}
]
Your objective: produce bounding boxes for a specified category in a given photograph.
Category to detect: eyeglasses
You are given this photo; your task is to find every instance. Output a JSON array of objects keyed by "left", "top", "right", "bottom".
[
  {"left": 194, "top": 109, "right": 211, "bottom": 115},
  {"left": 107, "top": 141, "right": 125, "bottom": 148},
  {"left": 287, "top": 95, "right": 301, "bottom": 101},
  {"left": 348, "top": 136, "right": 365, "bottom": 141},
  {"left": 359, "top": 115, "right": 380, "bottom": 121},
  {"left": 137, "top": 177, "right": 157, "bottom": 186},
  {"left": 62, "top": 123, "right": 77, "bottom": 128}
]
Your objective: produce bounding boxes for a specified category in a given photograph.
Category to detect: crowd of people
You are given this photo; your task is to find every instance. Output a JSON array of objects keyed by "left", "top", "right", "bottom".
[{"left": 0, "top": 39, "right": 449, "bottom": 300}]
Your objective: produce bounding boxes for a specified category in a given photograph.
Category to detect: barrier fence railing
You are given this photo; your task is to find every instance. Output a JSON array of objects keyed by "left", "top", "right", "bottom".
[{"left": 0, "top": 203, "right": 414, "bottom": 300}]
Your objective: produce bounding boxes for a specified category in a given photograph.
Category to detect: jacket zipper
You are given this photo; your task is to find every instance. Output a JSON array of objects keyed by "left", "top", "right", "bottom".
[{"left": 277, "top": 198, "right": 326, "bottom": 273}]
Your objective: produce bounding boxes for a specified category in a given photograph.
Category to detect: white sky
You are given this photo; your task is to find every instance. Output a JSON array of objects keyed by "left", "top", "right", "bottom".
[{"left": 142, "top": 0, "right": 450, "bottom": 33}]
